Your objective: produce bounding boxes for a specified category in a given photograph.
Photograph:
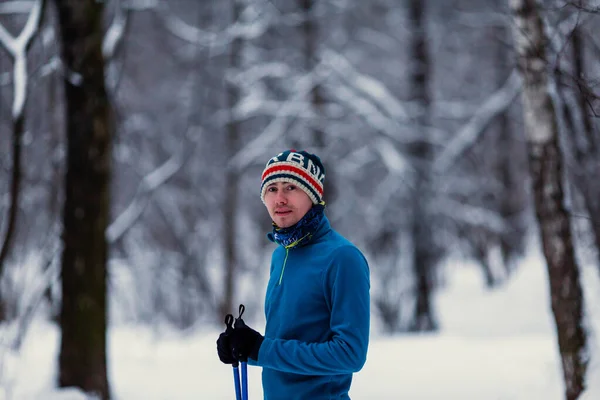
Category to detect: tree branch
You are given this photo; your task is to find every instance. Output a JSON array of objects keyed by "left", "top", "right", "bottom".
[
  {"left": 227, "top": 67, "right": 327, "bottom": 172},
  {"left": 0, "top": 0, "right": 44, "bottom": 118},
  {"left": 106, "top": 127, "right": 201, "bottom": 243},
  {"left": 433, "top": 70, "right": 521, "bottom": 173}
]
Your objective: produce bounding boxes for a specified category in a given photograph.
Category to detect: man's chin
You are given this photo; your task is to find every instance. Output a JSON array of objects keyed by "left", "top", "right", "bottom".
[{"left": 275, "top": 216, "right": 297, "bottom": 228}]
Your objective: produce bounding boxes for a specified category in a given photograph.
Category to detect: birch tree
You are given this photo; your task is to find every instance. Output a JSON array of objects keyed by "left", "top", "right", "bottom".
[
  {"left": 569, "top": 22, "right": 600, "bottom": 277},
  {"left": 509, "top": 0, "right": 588, "bottom": 398},
  {"left": 0, "top": 0, "right": 45, "bottom": 305},
  {"left": 54, "top": 0, "right": 112, "bottom": 397},
  {"left": 553, "top": 3, "right": 600, "bottom": 276}
]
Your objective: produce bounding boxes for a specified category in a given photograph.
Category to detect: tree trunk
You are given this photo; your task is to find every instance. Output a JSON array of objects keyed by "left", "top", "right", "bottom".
[
  {"left": 54, "top": 0, "right": 112, "bottom": 398},
  {"left": 570, "top": 19, "right": 600, "bottom": 276},
  {"left": 0, "top": 0, "right": 46, "bottom": 318},
  {"left": 299, "top": 0, "right": 322, "bottom": 146},
  {"left": 509, "top": 1, "right": 588, "bottom": 398},
  {"left": 0, "top": 115, "right": 24, "bottom": 291},
  {"left": 298, "top": 0, "right": 336, "bottom": 203},
  {"left": 220, "top": 0, "right": 243, "bottom": 319},
  {"left": 407, "top": 0, "right": 437, "bottom": 333}
]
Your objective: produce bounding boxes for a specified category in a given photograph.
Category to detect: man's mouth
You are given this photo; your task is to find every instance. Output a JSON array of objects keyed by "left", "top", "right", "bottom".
[{"left": 275, "top": 209, "right": 292, "bottom": 215}]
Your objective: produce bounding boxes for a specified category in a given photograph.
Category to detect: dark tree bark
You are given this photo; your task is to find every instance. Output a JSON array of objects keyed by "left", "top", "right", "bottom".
[
  {"left": 299, "top": 0, "right": 324, "bottom": 148},
  {"left": 509, "top": 1, "right": 588, "bottom": 398},
  {"left": 54, "top": 0, "right": 112, "bottom": 398},
  {"left": 220, "top": 0, "right": 243, "bottom": 319},
  {"left": 299, "top": 0, "right": 322, "bottom": 144},
  {"left": 407, "top": 0, "right": 437, "bottom": 333}
]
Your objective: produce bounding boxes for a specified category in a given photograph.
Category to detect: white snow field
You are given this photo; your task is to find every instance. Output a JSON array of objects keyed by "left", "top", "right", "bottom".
[{"left": 2, "top": 250, "right": 600, "bottom": 400}]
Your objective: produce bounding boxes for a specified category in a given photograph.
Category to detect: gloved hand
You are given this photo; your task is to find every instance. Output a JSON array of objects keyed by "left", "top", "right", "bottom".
[
  {"left": 216, "top": 330, "right": 237, "bottom": 365},
  {"left": 230, "top": 317, "right": 264, "bottom": 362},
  {"left": 216, "top": 313, "right": 238, "bottom": 365}
]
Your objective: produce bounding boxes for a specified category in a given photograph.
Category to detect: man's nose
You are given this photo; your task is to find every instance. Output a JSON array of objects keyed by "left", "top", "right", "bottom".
[{"left": 275, "top": 191, "right": 287, "bottom": 204}]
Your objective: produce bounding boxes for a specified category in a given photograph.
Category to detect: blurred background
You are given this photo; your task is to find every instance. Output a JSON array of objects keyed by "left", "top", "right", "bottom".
[{"left": 1, "top": 0, "right": 600, "bottom": 399}]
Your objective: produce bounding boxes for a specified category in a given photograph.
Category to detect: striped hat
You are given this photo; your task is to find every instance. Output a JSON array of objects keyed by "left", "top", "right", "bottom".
[{"left": 260, "top": 150, "right": 325, "bottom": 204}]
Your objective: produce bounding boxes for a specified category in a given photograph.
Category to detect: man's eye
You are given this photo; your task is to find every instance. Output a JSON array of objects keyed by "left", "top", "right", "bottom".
[
  {"left": 286, "top": 185, "right": 296, "bottom": 190},
  {"left": 268, "top": 187, "right": 277, "bottom": 192}
]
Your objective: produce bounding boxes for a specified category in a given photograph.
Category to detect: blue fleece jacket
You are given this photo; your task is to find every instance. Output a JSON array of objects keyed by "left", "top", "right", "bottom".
[{"left": 250, "top": 215, "right": 370, "bottom": 400}]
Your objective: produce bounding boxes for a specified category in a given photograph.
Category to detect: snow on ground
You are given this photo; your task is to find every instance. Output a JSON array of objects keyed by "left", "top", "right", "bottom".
[{"left": 2, "top": 250, "right": 600, "bottom": 400}]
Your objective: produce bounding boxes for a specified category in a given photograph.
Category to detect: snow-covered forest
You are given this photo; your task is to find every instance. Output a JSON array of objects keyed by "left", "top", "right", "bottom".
[{"left": 1, "top": 0, "right": 600, "bottom": 399}]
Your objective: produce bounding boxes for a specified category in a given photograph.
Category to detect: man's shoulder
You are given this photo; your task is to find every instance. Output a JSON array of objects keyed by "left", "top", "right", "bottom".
[
  {"left": 329, "top": 229, "right": 361, "bottom": 248},
  {"left": 318, "top": 230, "right": 366, "bottom": 259}
]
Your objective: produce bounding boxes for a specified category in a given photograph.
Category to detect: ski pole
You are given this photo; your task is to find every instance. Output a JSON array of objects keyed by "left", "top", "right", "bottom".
[
  {"left": 241, "top": 360, "right": 248, "bottom": 400},
  {"left": 225, "top": 314, "right": 242, "bottom": 400},
  {"left": 234, "top": 304, "right": 249, "bottom": 400},
  {"left": 233, "top": 363, "right": 242, "bottom": 400}
]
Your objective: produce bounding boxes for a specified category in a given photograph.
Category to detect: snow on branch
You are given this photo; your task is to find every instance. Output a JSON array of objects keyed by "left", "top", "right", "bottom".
[
  {"left": 0, "top": 1, "right": 36, "bottom": 14},
  {"left": 156, "top": 1, "right": 269, "bottom": 48},
  {"left": 321, "top": 49, "right": 410, "bottom": 122},
  {"left": 433, "top": 70, "right": 522, "bottom": 173},
  {"left": 106, "top": 128, "right": 202, "bottom": 243},
  {"left": 232, "top": 62, "right": 291, "bottom": 88},
  {"left": 122, "top": 0, "right": 159, "bottom": 11},
  {"left": 103, "top": 1, "right": 128, "bottom": 60},
  {"left": 374, "top": 137, "right": 412, "bottom": 177},
  {"left": 328, "top": 82, "right": 410, "bottom": 143},
  {"left": 0, "top": 0, "right": 44, "bottom": 118},
  {"left": 228, "top": 66, "right": 328, "bottom": 173},
  {"left": 0, "top": 25, "right": 17, "bottom": 55},
  {"left": 320, "top": 50, "right": 428, "bottom": 144},
  {"left": 432, "top": 197, "right": 507, "bottom": 234}
]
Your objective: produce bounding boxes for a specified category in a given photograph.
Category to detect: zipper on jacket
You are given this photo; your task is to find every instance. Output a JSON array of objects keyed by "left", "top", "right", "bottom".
[
  {"left": 277, "top": 233, "right": 310, "bottom": 285},
  {"left": 278, "top": 247, "right": 289, "bottom": 286}
]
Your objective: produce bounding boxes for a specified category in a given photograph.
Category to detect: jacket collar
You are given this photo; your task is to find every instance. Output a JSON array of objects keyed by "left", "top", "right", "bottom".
[{"left": 267, "top": 214, "right": 331, "bottom": 246}]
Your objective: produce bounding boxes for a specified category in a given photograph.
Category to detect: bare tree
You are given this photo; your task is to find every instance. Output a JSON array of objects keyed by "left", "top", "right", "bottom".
[
  {"left": 0, "top": 0, "right": 45, "bottom": 308},
  {"left": 509, "top": 0, "right": 588, "bottom": 398},
  {"left": 54, "top": 0, "right": 112, "bottom": 398},
  {"left": 220, "top": 0, "right": 244, "bottom": 319},
  {"left": 299, "top": 0, "right": 322, "bottom": 144},
  {"left": 555, "top": 2, "right": 600, "bottom": 276},
  {"left": 407, "top": 0, "right": 438, "bottom": 332}
]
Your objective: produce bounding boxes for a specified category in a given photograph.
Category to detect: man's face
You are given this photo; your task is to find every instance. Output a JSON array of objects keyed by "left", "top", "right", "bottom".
[{"left": 263, "top": 181, "right": 313, "bottom": 228}]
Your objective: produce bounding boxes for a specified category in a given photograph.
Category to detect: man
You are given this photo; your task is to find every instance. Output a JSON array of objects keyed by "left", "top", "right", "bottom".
[{"left": 217, "top": 150, "right": 370, "bottom": 400}]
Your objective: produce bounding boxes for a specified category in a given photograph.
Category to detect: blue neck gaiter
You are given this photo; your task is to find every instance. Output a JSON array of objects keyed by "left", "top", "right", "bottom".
[{"left": 270, "top": 203, "right": 325, "bottom": 249}]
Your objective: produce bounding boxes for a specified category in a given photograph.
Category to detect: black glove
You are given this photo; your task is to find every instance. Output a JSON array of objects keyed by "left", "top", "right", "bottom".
[
  {"left": 216, "top": 314, "right": 238, "bottom": 365},
  {"left": 230, "top": 316, "right": 264, "bottom": 362},
  {"left": 216, "top": 330, "right": 237, "bottom": 365}
]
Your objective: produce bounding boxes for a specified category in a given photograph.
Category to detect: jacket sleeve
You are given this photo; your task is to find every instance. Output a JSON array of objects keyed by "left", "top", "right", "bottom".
[{"left": 254, "top": 246, "right": 370, "bottom": 375}]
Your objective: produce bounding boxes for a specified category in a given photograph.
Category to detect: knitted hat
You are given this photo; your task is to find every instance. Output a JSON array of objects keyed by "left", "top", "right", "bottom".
[{"left": 260, "top": 150, "right": 325, "bottom": 204}]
